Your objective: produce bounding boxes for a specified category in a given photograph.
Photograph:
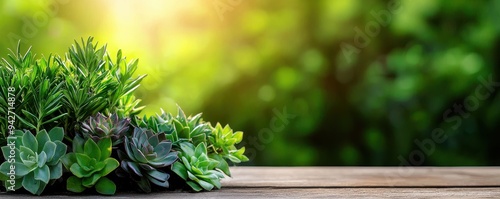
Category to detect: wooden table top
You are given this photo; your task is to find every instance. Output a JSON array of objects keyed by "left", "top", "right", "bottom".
[
  {"left": 4, "top": 167, "right": 500, "bottom": 198},
  {"left": 216, "top": 167, "right": 500, "bottom": 198}
]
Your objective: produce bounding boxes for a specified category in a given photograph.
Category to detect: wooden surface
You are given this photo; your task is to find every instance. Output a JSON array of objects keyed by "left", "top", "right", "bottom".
[
  {"left": 2, "top": 167, "right": 500, "bottom": 198},
  {"left": 222, "top": 167, "right": 500, "bottom": 187}
]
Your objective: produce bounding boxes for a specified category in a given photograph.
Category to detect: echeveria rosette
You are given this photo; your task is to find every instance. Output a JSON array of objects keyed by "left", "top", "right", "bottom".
[
  {"left": 60, "top": 136, "right": 119, "bottom": 195},
  {"left": 172, "top": 142, "right": 224, "bottom": 192},
  {"left": 158, "top": 107, "right": 212, "bottom": 147},
  {"left": 81, "top": 113, "right": 131, "bottom": 146},
  {"left": 0, "top": 127, "right": 67, "bottom": 195},
  {"left": 132, "top": 114, "right": 172, "bottom": 134},
  {"left": 117, "top": 127, "right": 178, "bottom": 192},
  {"left": 208, "top": 123, "right": 249, "bottom": 176}
]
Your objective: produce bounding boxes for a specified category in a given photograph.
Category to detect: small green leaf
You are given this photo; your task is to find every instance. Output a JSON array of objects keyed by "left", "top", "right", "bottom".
[
  {"left": 42, "top": 142, "right": 56, "bottom": 163},
  {"left": 172, "top": 162, "right": 188, "bottom": 180},
  {"left": 100, "top": 158, "right": 119, "bottom": 176},
  {"left": 75, "top": 153, "right": 92, "bottom": 169},
  {"left": 195, "top": 142, "right": 207, "bottom": 157},
  {"left": 207, "top": 159, "right": 220, "bottom": 169},
  {"left": 37, "top": 151, "right": 47, "bottom": 168},
  {"left": 23, "top": 132, "right": 38, "bottom": 154},
  {"left": 49, "top": 162, "right": 63, "bottom": 179},
  {"left": 84, "top": 139, "right": 101, "bottom": 161},
  {"left": 49, "top": 141, "right": 67, "bottom": 165},
  {"left": 4, "top": 178, "right": 22, "bottom": 191},
  {"left": 72, "top": 135, "right": 85, "bottom": 153},
  {"left": 150, "top": 152, "right": 177, "bottom": 167},
  {"left": 191, "top": 134, "right": 206, "bottom": 145},
  {"left": 210, "top": 154, "right": 231, "bottom": 176},
  {"left": 186, "top": 181, "right": 202, "bottom": 192},
  {"left": 20, "top": 146, "right": 35, "bottom": 158},
  {"left": 131, "top": 147, "right": 148, "bottom": 163},
  {"left": 67, "top": 176, "right": 86, "bottom": 193},
  {"left": 181, "top": 156, "right": 192, "bottom": 170},
  {"left": 17, "top": 115, "right": 37, "bottom": 130},
  {"left": 0, "top": 162, "right": 30, "bottom": 177},
  {"left": 191, "top": 165, "right": 203, "bottom": 175},
  {"left": 35, "top": 182, "right": 47, "bottom": 195},
  {"left": 124, "top": 161, "right": 142, "bottom": 176},
  {"left": 233, "top": 131, "right": 243, "bottom": 144},
  {"left": 82, "top": 173, "right": 102, "bottom": 187},
  {"left": 34, "top": 165, "right": 50, "bottom": 184},
  {"left": 2, "top": 146, "right": 17, "bottom": 162},
  {"left": 48, "top": 127, "right": 64, "bottom": 142},
  {"left": 147, "top": 170, "right": 169, "bottom": 182},
  {"left": 22, "top": 172, "right": 43, "bottom": 195},
  {"left": 41, "top": 113, "right": 68, "bottom": 126},
  {"left": 70, "top": 163, "right": 88, "bottom": 178},
  {"left": 209, "top": 177, "right": 222, "bottom": 189},
  {"left": 153, "top": 141, "right": 171, "bottom": 157},
  {"left": 179, "top": 142, "right": 195, "bottom": 157},
  {"left": 35, "top": 130, "right": 50, "bottom": 152},
  {"left": 97, "top": 138, "right": 112, "bottom": 160},
  {"left": 187, "top": 171, "right": 200, "bottom": 181},
  {"left": 61, "top": 153, "right": 76, "bottom": 169},
  {"left": 93, "top": 161, "right": 106, "bottom": 171},
  {"left": 198, "top": 179, "right": 215, "bottom": 191},
  {"left": 95, "top": 177, "right": 116, "bottom": 195},
  {"left": 146, "top": 174, "right": 169, "bottom": 188},
  {"left": 226, "top": 154, "right": 241, "bottom": 163}
]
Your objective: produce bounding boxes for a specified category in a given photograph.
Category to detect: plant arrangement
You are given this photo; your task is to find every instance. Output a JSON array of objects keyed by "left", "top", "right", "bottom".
[{"left": 0, "top": 38, "right": 248, "bottom": 195}]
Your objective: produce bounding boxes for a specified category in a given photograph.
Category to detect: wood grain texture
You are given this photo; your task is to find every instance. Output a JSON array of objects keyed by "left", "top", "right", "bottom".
[
  {"left": 2, "top": 167, "right": 500, "bottom": 198},
  {"left": 4, "top": 188, "right": 499, "bottom": 198},
  {"left": 221, "top": 167, "right": 500, "bottom": 188}
]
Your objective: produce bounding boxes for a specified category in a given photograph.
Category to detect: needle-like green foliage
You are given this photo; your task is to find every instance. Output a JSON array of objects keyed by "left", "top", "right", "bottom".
[{"left": 0, "top": 38, "right": 145, "bottom": 144}]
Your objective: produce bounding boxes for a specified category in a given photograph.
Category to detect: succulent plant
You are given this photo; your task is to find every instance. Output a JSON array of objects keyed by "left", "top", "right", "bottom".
[
  {"left": 172, "top": 142, "right": 224, "bottom": 192},
  {"left": 208, "top": 123, "right": 249, "bottom": 176},
  {"left": 0, "top": 127, "right": 67, "bottom": 195},
  {"left": 60, "top": 136, "right": 119, "bottom": 195},
  {"left": 81, "top": 113, "right": 131, "bottom": 146},
  {"left": 156, "top": 107, "right": 212, "bottom": 147},
  {"left": 132, "top": 114, "right": 172, "bottom": 134},
  {"left": 0, "top": 39, "right": 251, "bottom": 195},
  {"left": 117, "top": 127, "right": 178, "bottom": 192}
]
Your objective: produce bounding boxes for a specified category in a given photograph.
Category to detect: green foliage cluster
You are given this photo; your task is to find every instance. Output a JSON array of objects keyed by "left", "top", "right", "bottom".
[
  {"left": 81, "top": 113, "right": 131, "bottom": 146},
  {"left": 133, "top": 108, "right": 249, "bottom": 191},
  {"left": 172, "top": 142, "right": 224, "bottom": 191},
  {"left": 61, "top": 136, "right": 118, "bottom": 195},
  {"left": 0, "top": 38, "right": 248, "bottom": 195},
  {"left": 0, "top": 127, "right": 66, "bottom": 195},
  {"left": 0, "top": 38, "right": 144, "bottom": 144}
]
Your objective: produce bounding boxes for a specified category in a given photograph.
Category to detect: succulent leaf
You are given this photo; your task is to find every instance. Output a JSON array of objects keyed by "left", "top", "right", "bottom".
[
  {"left": 48, "top": 127, "right": 64, "bottom": 142},
  {"left": 66, "top": 176, "right": 85, "bottom": 193},
  {"left": 207, "top": 123, "right": 249, "bottom": 176},
  {"left": 95, "top": 177, "right": 116, "bottom": 195}
]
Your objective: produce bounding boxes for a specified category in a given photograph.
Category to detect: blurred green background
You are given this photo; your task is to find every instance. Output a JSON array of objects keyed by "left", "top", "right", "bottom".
[{"left": 0, "top": 0, "right": 499, "bottom": 166}]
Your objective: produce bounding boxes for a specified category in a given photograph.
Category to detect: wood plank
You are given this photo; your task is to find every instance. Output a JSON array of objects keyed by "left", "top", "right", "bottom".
[
  {"left": 221, "top": 167, "right": 500, "bottom": 187},
  {"left": 2, "top": 167, "right": 500, "bottom": 198},
  {"left": 4, "top": 188, "right": 500, "bottom": 198},
  {"left": 159, "top": 188, "right": 500, "bottom": 198}
]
